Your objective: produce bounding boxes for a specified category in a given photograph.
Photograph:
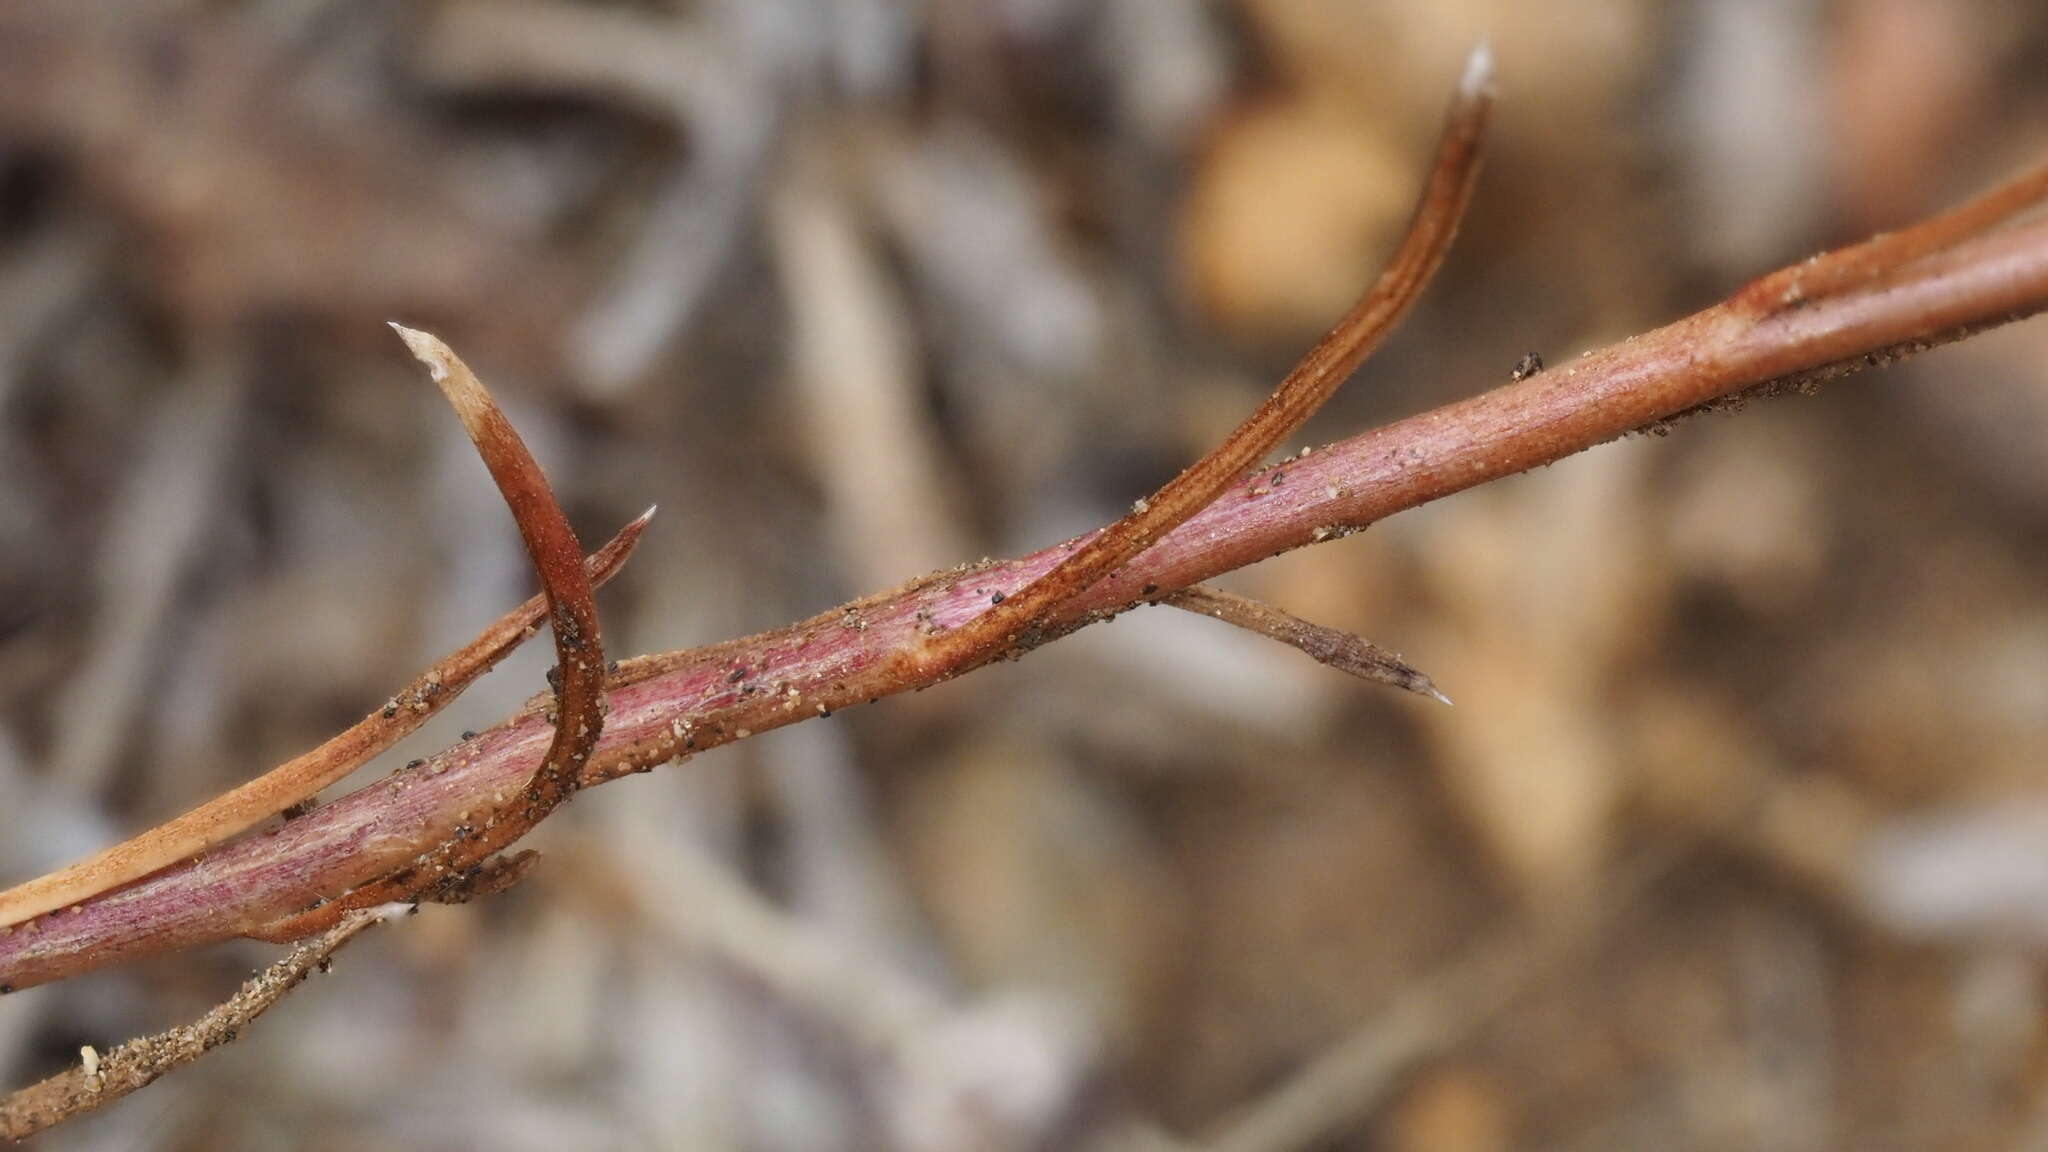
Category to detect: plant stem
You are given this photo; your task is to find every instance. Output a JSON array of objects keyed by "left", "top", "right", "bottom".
[{"left": 4, "top": 196, "right": 2048, "bottom": 994}]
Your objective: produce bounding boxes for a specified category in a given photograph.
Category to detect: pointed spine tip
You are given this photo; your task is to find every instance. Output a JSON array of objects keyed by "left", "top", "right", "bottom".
[
  {"left": 388, "top": 322, "right": 452, "bottom": 384},
  {"left": 390, "top": 323, "right": 492, "bottom": 441},
  {"left": 1461, "top": 40, "right": 1495, "bottom": 99}
]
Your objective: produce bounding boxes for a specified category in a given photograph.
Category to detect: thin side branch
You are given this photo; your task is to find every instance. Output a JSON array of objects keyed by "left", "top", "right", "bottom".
[
  {"left": 1736, "top": 157, "right": 2048, "bottom": 313},
  {"left": 1164, "top": 585, "right": 1450, "bottom": 705},
  {"left": 0, "top": 508, "right": 650, "bottom": 930},
  {"left": 0, "top": 909, "right": 387, "bottom": 1142}
]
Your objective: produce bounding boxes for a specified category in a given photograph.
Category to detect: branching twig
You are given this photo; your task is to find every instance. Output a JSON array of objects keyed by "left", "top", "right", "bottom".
[
  {"left": 1193, "top": 834, "right": 1701, "bottom": 1152},
  {"left": 0, "top": 508, "right": 650, "bottom": 930},
  {"left": 0, "top": 908, "right": 387, "bottom": 1142},
  {"left": 6, "top": 59, "right": 2048, "bottom": 1024},
  {"left": 905, "top": 46, "right": 1493, "bottom": 683},
  {"left": 0, "top": 326, "right": 615, "bottom": 1138},
  {"left": 246, "top": 327, "right": 610, "bottom": 942}
]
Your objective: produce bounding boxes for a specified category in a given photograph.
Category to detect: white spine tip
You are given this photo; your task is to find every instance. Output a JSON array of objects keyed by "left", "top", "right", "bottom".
[
  {"left": 1460, "top": 40, "right": 1495, "bottom": 98},
  {"left": 638, "top": 503, "right": 660, "bottom": 524},
  {"left": 1428, "top": 687, "right": 1454, "bottom": 707},
  {"left": 388, "top": 322, "right": 453, "bottom": 383}
]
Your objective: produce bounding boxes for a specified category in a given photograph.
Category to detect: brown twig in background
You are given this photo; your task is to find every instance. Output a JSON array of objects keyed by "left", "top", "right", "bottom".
[
  {"left": 1164, "top": 585, "right": 1451, "bottom": 705},
  {"left": 0, "top": 508, "right": 650, "bottom": 930},
  {"left": 1194, "top": 832, "right": 1705, "bottom": 1152},
  {"left": 0, "top": 909, "right": 386, "bottom": 1143}
]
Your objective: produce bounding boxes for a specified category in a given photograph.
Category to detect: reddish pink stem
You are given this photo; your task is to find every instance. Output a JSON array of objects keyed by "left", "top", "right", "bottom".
[{"left": 4, "top": 210, "right": 2048, "bottom": 993}]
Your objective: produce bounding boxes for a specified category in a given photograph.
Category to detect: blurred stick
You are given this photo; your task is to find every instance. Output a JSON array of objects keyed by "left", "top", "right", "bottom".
[
  {"left": 9, "top": 91, "right": 2048, "bottom": 994},
  {"left": 44, "top": 353, "right": 244, "bottom": 800},
  {"left": 1193, "top": 836, "right": 1698, "bottom": 1152},
  {"left": 768, "top": 156, "right": 970, "bottom": 588},
  {"left": 1186, "top": 752, "right": 1807, "bottom": 1152}
]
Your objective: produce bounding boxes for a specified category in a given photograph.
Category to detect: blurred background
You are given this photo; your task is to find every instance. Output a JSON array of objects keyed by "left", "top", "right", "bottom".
[{"left": 4, "top": 1, "right": 2048, "bottom": 1148}]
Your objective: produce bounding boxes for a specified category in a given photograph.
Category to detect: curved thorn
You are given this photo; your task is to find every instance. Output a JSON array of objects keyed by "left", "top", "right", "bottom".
[
  {"left": 911, "top": 44, "right": 1492, "bottom": 677},
  {"left": 253, "top": 327, "right": 608, "bottom": 941}
]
